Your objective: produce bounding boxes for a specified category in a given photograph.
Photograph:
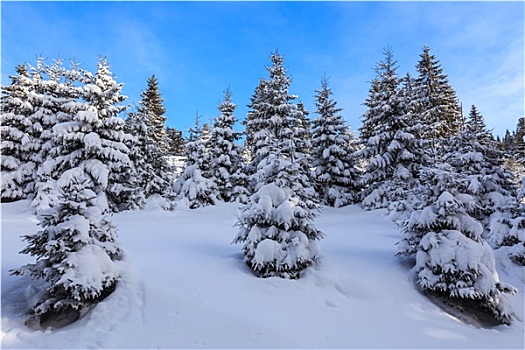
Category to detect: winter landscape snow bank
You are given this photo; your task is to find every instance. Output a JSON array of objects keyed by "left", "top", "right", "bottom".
[{"left": 2, "top": 199, "right": 524, "bottom": 349}]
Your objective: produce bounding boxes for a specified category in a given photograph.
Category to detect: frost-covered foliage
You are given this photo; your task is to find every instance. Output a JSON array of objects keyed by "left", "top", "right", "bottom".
[
  {"left": 234, "top": 183, "right": 323, "bottom": 278},
  {"left": 11, "top": 168, "right": 124, "bottom": 325},
  {"left": 174, "top": 115, "right": 218, "bottom": 209},
  {"left": 396, "top": 163, "right": 516, "bottom": 324},
  {"left": 246, "top": 52, "right": 315, "bottom": 195},
  {"left": 358, "top": 48, "right": 425, "bottom": 210},
  {"left": 489, "top": 201, "right": 525, "bottom": 266},
  {"left": 35, "top": 57, "right": 136, "bottom": 213},
  {"left": 443, "top": 109, "right": 517, "bottom": 245},
  {"left": 2, "top": 57, "right": 137, "bottom": 213},
  {"left": 206, "top": 88, "right": 248, "bottom": 203},
  {"left": 1, "top": 64, "right": 38, "bottom": 201},
  {"left": 235, "top": 51, "right": 322, "bottom": 278},
  {"left": 83, "top": 58, "right": 137, "bottom": 211},
  {"left": 311, "top": 77, "right": 361, "bottom": 207}
]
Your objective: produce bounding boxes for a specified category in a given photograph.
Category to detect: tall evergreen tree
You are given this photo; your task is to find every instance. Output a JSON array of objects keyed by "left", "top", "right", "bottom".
[
  {"left": 207, "top": 87, "right": 248, "bottom": 203},
  {"left": 82, "top": 57, "right": 137, "bottom": 211},
  {"left": 445, "top": 110, "right": 516, "bottom": 229},
  {"left": 10, "top": 57, "right": 130, "bottom": 328},
  {"left": 138, "top": 75, "right": 167, "bottom": 147},
  {"left": 29, "top": 57, "right": 85, "bottom": 212},
  {"left": 126, "top": 75, "right": 174, "bottom": 203},
  {"left": 413, "top": 46, "right": 462, "bottom": 142},
  {"left": 311, "top": 76, "right": 360, "bottom": 207},
  {"left": 243, "top": 78, "right": 269, "bottom": 185},
  {"left": 358, "top": 48, "right": 425, "bottom": 209},
  {"left": 1, "top": 64, "right": 38, "bottom": 201},
  {"left": 165, "top": 126, "right": 185, "bottom": 156},
  {"left": 234, "top": 51, "right": 323, "bottom": 279}
]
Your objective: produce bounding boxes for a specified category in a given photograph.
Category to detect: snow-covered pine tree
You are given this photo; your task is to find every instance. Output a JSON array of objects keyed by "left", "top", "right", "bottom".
[
  {"left": 125, "top": 75, "right": 175, "bottom": 206},
  {"left": 11, "top": 167, "right": 124, "bottom": 328},
  {"left": 444, "top": 107, "right": 516, "bottom": 230},
  {"left": 138, "top": 75, "right": 168, "bottom": 147},
  {"left": 29, "top": 57, "right": 83, "bottom": 212},
  {"left": 357, "top": 48, "right": 425, "bottom": 209},
  {"left": 488, "top": 122, "right": 525, "bottom": 265},
  {"left": 80, "top": 57, "right": 137, "bottom": 212},
  {"left": 397, "top": 163, "right": 516, "bottom": 324},
  {"left": 207, "top": 87, "right": 249, "bottom": 203},
  {"left": 10, "top": 58, "right": 134, "bottom": 327},
  {"left": 311, "top": 76, "right": 360, "bottom": 207},
  {"left": 413, "top": 45, "right": 462, "bottom": 142},
  {"left": 174, "top": 114, "right": 219, "bottom": 209},
  {"left": 234, "top": 51, "right": 323, "bottom": 279},
  {"left": 242, "top": 78, "right": 269, "bottom": 186},
  {"left": 165, "top": 126, "right": 185, "bottom": 156},
  {"left": 489, "top": 196, "right": 525, "bottom": 266},
  {"left": 1, "top": 64, "right": 39, "bottom": 201},
  {"left": 515, "top": 118, "right": 525, "bottom": 178}
]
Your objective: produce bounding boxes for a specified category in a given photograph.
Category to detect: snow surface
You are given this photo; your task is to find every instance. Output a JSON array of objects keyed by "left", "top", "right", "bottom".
[{"left": 2, "top": 199, "right": 524, "bottom": 349}]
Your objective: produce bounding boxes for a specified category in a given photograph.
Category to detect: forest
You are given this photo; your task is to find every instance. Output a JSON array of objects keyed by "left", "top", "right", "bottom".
[{"left": 1, "top": 46, "right": 524, "bottom": 331}]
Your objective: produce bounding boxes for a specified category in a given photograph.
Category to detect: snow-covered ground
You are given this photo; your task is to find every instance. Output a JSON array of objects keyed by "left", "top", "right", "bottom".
[{"left": 2, "top": 199, "right": 524, "bottom": 349}]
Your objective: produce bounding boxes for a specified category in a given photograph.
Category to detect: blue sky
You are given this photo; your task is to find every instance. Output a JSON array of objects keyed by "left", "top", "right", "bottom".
[{"left": 1, "top": 1, "right": 524, "bottom": 137}]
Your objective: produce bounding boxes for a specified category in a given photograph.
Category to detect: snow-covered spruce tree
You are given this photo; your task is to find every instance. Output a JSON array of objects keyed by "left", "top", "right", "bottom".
[
  {"left": 207, "top": 87, "right": 249, "bottom": 203},
  {"left": 31, "top": 57, "right": 137, "bottom": 214},
  {"left": 29, "top": 57, "right": 84, "bottom": 212},
  {"left": 444, "top": 107, "right": 516, "bottom": 228},
  {"left": 1, "top": 64, "right": 39, "bottom": 201},
  {"left": 11, "top": 168, "right": 124, "bottom": 328},
  {"left": 357, "top": 48, "right": 425, "bottom": 210},
  {"left": 174, "top": 114, "right": 219, "bottom": 209},
  {"left": 165, "top": 126, "right": 185, "bottom": 156},
  {"left": 396, "top": 163, "right": 516, "bottom": 324},
  {"left": 139, "top": 75, "right": 168, "bottom": 147},
  {"left": 125, "top": 75, "right": 175, "bottom": 206},
  {"left": 121, "top": 111, "right": 149, "bottom": 209},
  {"left": 80, "top": 57, "right": 138, "bottom": 212},
  {"left": 311, "top": 76, "right": 360, "bottom": 207},
  {"left": 488, "top": 147, "right": 525, "bottom": 265},
  {"left": 413, "top": 45, "right": 462, "bottom": 142},
  {"left": 489, "top": 196, "right": 525, "bottom": 266},
  {"left": 234, "top": 51, "right": 323, "bottom": 279},
  {"left": 242, "top": 78, "right": 269, "bottom": 186}
]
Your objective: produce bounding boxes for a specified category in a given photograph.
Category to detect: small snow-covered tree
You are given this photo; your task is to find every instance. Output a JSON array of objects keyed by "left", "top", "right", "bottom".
[
  {"left": 11, "top": 168, "right": 124, "bottom": 327},
  {"left": 234, "top": 51, "right": 323, "bottom": 278},
  {"left": 174, "top": 115, "right": 219, "bottom": 209},
  {"left": 234, "top": 182, "right": 323, "bottom": 279},
  {"left": 397, "top": 163, "right": 516, "bottom": 324},
  {"left": 206, "top": 87, "right": 249, "bottom": 203},
  {"left": 311, "top": 76, "right": 360, "bottom": 207}
]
